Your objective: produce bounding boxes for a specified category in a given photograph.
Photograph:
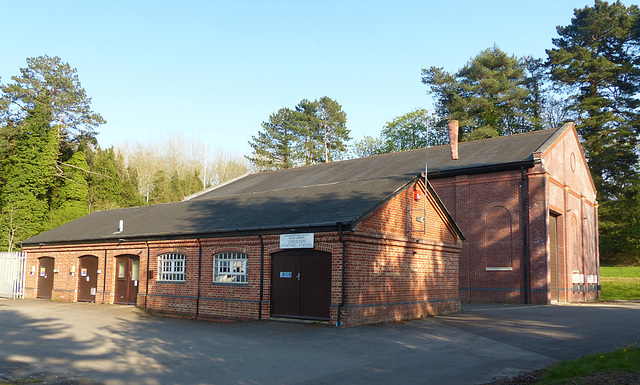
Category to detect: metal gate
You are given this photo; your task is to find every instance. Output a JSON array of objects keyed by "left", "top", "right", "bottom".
[{"left": 0, "top": 252, "right": 27, "bottom": 299}]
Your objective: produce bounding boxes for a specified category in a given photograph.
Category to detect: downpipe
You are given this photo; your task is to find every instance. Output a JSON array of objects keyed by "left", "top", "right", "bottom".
[{"left": 336, "top": 223, "right": 346, "bottom": 327}]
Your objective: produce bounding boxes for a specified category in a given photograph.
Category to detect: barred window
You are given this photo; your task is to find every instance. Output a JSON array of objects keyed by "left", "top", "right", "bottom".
[
  {"left": 214, "top": 252, "right": 248, "bottom": 284},
  {"left": 158, "top": 253, "right": 186, "bottom": 282}
]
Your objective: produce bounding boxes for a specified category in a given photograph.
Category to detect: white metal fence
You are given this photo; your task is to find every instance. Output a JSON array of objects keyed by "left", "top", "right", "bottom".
[{"left": 0, "top": 252, "right": 27, "bottom": 299}]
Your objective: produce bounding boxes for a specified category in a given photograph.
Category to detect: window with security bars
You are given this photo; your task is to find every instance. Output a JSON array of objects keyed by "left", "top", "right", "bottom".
[
  {"left": 158, "top": 253, "right": 186, "bottom": 282},
  {"left": 214, "top": 252, "right": 248, "bottom": 284}
]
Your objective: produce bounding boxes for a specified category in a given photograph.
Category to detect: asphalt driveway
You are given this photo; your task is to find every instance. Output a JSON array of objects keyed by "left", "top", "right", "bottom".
[{"left": 0, "top": 299, "right": 638, "bottom": 385}]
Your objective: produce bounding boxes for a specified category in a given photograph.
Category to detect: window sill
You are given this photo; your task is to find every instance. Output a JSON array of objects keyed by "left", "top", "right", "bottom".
[{"left": 212, "top": 282, "right": 248, "bottom": 288}]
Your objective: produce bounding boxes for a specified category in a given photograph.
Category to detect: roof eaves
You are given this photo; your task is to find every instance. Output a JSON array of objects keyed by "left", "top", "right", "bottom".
[
  {"left": 22, "top": 222, "right": 348, "bottom": 247},
  {"left": 428, "top": 160, "right": 536, "bottom": 179}
]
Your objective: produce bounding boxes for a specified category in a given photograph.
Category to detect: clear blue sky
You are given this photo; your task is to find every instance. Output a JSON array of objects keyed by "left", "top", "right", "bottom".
[{"left": 1, "top": 1, "right": 630, "bottom": 156}]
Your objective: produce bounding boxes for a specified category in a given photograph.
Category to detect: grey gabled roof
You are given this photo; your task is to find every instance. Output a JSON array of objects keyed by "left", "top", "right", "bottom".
[
  {"left": 23, "top": 175, "right": 419, "bottom": 245},
  {"left": 22, "top": 125, "right": 569, "bottom": 246},
  {"left": 192, "top": 124, "right": 567, "bottom": 200}
]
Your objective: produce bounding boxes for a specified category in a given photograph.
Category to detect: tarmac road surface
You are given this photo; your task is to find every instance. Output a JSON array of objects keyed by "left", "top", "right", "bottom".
[{"left": 0, "top": 299, "right": 638, "bottom": 385}]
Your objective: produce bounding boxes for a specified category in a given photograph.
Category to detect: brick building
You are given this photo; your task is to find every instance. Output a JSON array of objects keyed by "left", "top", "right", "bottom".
[
  {"left": 22, "top": 160, "right": 464, "bottom": 326},
  {"left": 22, "top": 122, "right": 598, "bottom": 325},
  {"left": 426, "top": 123, "right": 599, "bottom": 303}
]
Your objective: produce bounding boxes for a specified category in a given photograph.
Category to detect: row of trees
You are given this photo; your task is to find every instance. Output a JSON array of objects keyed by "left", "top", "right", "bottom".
[
  {"left": 117, "top": 135, "right": 249, "bottom": 204},
  {"left": 247, "top": 97, "right": 350, "bottom": 170},
  {"left": 0, "top": 56, "right": 248, "bottom": 251}
]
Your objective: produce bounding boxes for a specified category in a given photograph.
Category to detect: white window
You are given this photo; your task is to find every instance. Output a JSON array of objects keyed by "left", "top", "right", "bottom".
[
  {"left": 214, "top": 252, "right": 248, "bottom": 284},
  {"left": 158, "top": 253, "right": 186, "bottom": 282}
]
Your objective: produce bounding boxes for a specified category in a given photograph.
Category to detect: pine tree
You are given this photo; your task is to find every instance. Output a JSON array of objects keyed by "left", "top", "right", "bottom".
[
  {"left": 315, "top": 97, "right": 349, "bottom": 162},
  {"left": 0, "top": 55, "right": 105, "bottom": 143},
  {"left": 293, "top": 99, "right": 322, "bottom": 165},
  {"left": 547, "top": 0, "right": 640, "bottom": 264},
  {"left": 422, "top": 46, "right": 533, "bottom": 141},
  {"left": 246, "top": 108, "right": 299, "bottom": 170},
  {"left": 247, "top": 97, "right": 350, "bottom": 170}
]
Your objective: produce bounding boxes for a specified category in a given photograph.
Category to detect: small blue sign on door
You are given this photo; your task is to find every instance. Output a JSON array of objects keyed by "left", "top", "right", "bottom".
[{"left": 280, "top": 272, "right": 292, "bottom": 278}]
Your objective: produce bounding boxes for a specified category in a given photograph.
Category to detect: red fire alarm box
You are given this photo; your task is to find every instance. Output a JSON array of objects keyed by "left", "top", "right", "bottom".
[{"left": 414, "top": 190, "right": 422, "bottom": 201}]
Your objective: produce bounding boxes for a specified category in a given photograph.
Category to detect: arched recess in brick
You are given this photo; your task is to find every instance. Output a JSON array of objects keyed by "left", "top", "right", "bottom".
[{"left": 482, "top": 205, "right": 514, "bottom": 268}]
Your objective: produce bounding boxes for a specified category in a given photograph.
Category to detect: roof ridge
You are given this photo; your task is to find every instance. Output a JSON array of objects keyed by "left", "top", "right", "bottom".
[
  {"left": 428, "top": 126, "right": 563, "bottom": 150},
  {"left": 183, "top": 172, "right": 251, "bottom": 201},
  {"left": 234, "top": 127, "right": 565, "bottom": 179},
  {"left": 189, "top": 174, "right": 415, "bottom": 202}
]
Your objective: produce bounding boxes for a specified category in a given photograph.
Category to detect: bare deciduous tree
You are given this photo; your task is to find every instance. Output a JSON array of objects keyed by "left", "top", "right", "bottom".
[{"left": 116, "top": 133, "right": 250, "bottom": 203}]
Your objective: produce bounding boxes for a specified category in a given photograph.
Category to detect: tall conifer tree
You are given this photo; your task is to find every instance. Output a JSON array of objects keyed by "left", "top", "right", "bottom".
[
  {"left": 547, "top": 0, "right": 640, "bottom": 264},
  {"left": 422, "top": 46, "right": 534, "bottom": 140},
  {"left": 0, "top": 106, "right": 58, "bottom": 250},
  {"left": 247, "top": 108, "right": 299, "bottom": 170},
  {"left": 0, "top": 56, "right": 105, "bottom": 250}
]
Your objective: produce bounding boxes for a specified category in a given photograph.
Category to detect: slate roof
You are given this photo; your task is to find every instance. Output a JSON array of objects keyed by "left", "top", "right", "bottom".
[
  {"left": 23, "top": 175, "right": 420, "bottom": 245},
  {"left": 22, "top": 124, "right": 570, "bottom": 246},
  {"left": 192, "top": 124, "right": 567, "bottom": 200}
]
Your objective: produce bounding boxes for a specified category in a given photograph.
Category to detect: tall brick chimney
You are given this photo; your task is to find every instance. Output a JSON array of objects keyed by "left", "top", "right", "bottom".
[{"left": 447, "top": 120, "right": 459, "bottom": 160}]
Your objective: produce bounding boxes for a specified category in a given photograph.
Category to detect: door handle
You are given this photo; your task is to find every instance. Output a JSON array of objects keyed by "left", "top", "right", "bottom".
[{"left": 297, "top": 273, "right": 301, "bottom": 280}]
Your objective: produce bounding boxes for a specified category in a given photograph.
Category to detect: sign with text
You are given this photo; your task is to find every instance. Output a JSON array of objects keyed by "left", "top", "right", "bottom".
[{"left": 280, "top": 233, "right": 314, "bottom": 249}]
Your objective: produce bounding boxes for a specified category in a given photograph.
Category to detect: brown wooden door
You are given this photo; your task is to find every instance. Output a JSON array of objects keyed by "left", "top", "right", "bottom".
[
  {"left": 299, "top": 253, "right": 331, "bottom": 320},
  {"left": 77, "top": 256, "right": 98, "bottom": 302},
  {"left": 115, "top": 256, "right": 139, "bottom": 305},
  {"left": 271, "top": 253, "right": 301, "bottom": 318},
  {"left": 271, "top": 250, "right": 331, "bottom": 320},
  {"left": 37, "top": 257, "right": 55, "bottom": 299}
]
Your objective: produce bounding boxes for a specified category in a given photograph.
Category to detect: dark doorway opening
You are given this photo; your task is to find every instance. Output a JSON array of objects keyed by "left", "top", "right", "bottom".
[
  {"left": 37, "top": 257, "right": 55, "bottom": 299},
  {"left": 78, "top": 256, "right": 99, "bottom": 302},
  {"left": 115, "top": 256, "right": 139, "bottom": 305},
  {"left": 550, "top": 213, "right": 560, "bottom": 302},
  {"left": 271, "top": 250, "right": 331, "bottom": 321}
]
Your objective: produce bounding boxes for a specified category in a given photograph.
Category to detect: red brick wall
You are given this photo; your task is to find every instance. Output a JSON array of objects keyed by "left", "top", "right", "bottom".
[
  {"left": 544, "top": 127, "right": 599, "bottom": 303},
  {"left": 431, "top": 170, "right": 530, "bottom": 303},
  {"left": 23, "top": 242, "right": 148, "bottom": 303},
  {"left": 345, "top": 181, "right": 462, "bottom": 325},
  {"left": 429, "top": 127, "right": 599, "bottom": 304},
  {"left": 23, "top": 181, "right": 462, "bottom": 326}
]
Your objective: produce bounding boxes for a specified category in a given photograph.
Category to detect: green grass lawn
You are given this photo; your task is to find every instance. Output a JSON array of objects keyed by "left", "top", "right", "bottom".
[
  {"left": 599, "top": 266, "right": 640, "bottom": 301},
  {"left": 537, "top": 345, "right": 640, "bottom": 384}
]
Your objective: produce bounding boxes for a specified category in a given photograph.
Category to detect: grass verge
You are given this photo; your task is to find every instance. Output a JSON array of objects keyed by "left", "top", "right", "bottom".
[
  {"left": 536, "top": 345, "right": 640, "bottom": 384},
  {"left": 599, "top": 266, "right": 640, "bottom": 301}
]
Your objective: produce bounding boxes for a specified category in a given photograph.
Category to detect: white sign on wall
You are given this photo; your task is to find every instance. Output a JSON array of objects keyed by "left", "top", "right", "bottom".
[{"left": 280, "top": 233, "right": 314, "bottom": 249}]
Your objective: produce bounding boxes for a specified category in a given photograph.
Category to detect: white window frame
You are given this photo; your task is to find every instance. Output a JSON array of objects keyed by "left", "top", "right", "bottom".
[
  {"left": 158, "top": 253, "right": 186, "bottom": 282},
  {"left": 213, "top": 252, "right": 248, "bottom": 284}
]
